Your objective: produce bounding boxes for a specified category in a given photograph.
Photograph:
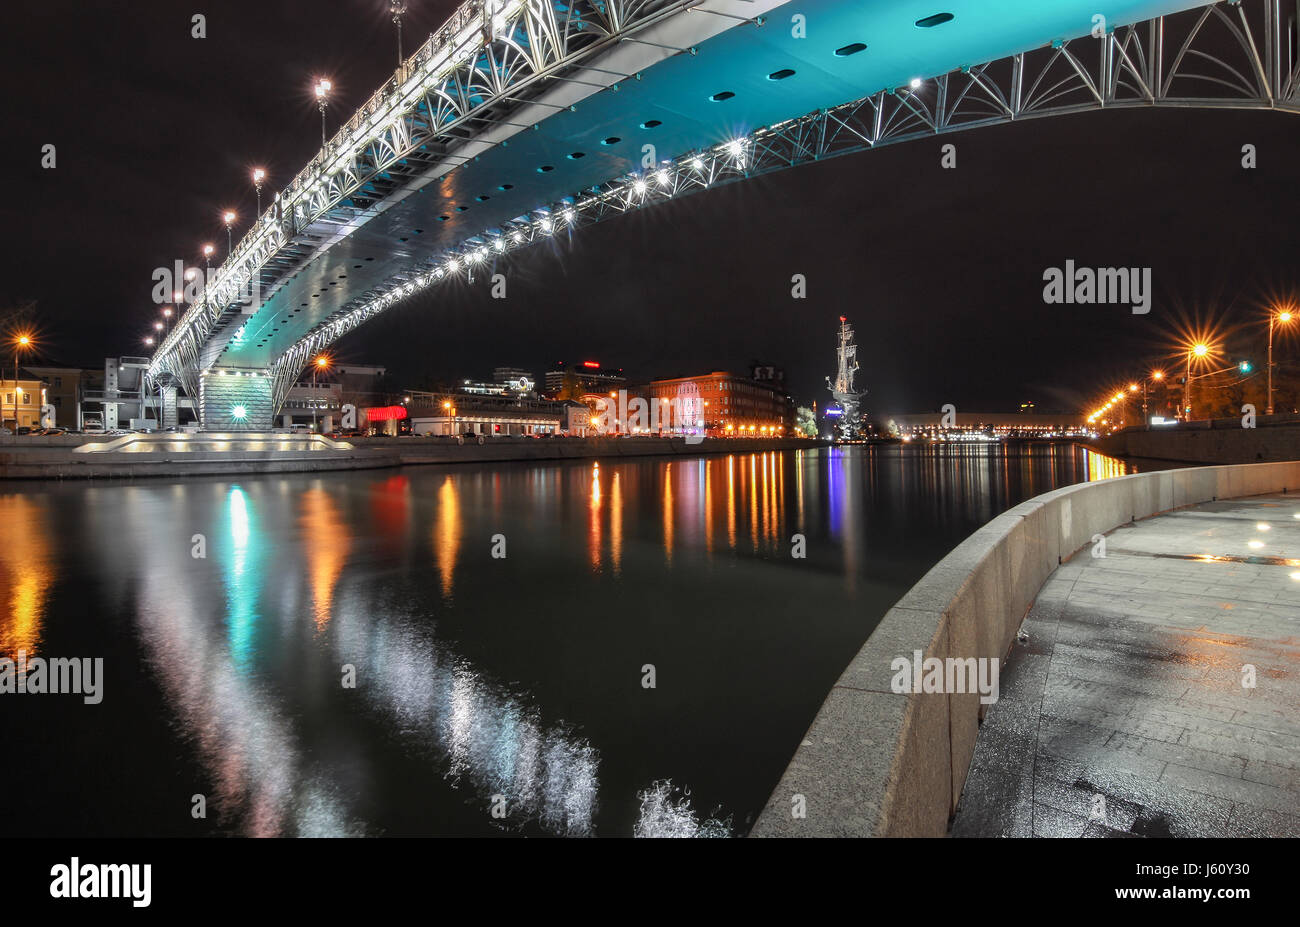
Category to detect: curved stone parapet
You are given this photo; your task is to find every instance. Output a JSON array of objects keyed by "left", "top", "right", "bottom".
[{"left": 750, "top": 460, "right": 1300, "bottom": 837}]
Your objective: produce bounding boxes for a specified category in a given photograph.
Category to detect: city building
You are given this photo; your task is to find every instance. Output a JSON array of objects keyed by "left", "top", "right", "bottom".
[
  {"left": 645, "top": 370, "right": 794, "bottom": 437},
  {"left": 24, "top": 366, "right": 101, "bottom": 428},
  {"left": 405, "top": 389, "right": 569, "bottom": 436},
  {"left": 1, "top": 370, "right": 48, "bottom": 431},
  {"left": 279, "top": 364, "right": 387, "bottom": 430},
  {"left": 544, "top": 360, "right": 626, "bottom": 398},
  {"left": 881, "top": 410, "right": 1088, "bottom": 439},
  {"left": 80, "top": 356, "right": 199, "bottom": 430}
]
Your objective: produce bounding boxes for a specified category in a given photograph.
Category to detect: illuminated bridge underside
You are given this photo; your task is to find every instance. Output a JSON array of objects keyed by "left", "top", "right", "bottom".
[{"left": 150, "top": 0, "right": 1298, "bottom": 429}]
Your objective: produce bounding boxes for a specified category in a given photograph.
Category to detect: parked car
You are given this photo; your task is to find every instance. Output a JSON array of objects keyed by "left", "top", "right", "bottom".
[
  {"left": 15, "top": 426, "right": 33, "bottom": 435},
  {"left": 36, "top": 427, "right": 67, "bottom": 436}
]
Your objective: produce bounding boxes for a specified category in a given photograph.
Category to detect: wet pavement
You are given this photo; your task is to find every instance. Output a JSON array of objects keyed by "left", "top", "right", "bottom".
[{"left": 952, "top": 494, "right": 1300, "bottom": 838}]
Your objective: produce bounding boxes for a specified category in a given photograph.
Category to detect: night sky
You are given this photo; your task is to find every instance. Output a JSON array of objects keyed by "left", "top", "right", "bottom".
[{"left": 3, "top": 0, "right": 1298, "bottom": 415}]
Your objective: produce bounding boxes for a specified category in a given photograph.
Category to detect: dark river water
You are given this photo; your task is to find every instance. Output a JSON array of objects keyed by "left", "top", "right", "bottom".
[{"left": 0, "top": 442, "right": 1133, "bottom": 837}]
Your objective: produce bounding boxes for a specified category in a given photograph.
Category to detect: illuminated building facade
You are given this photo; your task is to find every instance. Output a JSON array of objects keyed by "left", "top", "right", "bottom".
[{"left": 646, "top": 370, "right": 793, "bottom": 437}]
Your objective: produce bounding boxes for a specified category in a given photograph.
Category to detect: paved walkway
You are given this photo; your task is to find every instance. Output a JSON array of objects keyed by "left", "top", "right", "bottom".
[{"left": 952, "top": 494, "right": 1300, "bottom": 838}]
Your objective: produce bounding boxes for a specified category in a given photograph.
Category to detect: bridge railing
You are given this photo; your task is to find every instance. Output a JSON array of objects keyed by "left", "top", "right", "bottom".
[{"left": 148, "top": 0, "right": 513, "bottom": 374}]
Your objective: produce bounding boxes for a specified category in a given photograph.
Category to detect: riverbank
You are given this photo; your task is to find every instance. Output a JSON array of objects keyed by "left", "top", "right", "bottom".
[
  {"left": 0, "top": 432, "right": 824, "bottom": 480},
  {"left": 750, "top": 460, "right": 1300, "bottom": 837},
  {"left": 1089, "top": 415, "right": 1300, "bottom": 464}
]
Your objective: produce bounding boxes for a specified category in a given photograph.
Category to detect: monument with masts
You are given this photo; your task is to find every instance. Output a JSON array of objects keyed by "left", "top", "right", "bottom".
[{"left": 825, "top": 316, "right": 865, "bottom": 440}]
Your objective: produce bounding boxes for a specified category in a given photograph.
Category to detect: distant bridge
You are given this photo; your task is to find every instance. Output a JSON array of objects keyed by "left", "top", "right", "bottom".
[{"left": 146, "top": 0, "right": 1300, "bottom": 429}]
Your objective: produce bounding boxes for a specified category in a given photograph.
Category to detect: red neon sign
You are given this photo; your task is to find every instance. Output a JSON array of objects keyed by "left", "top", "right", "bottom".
[
  {"left": 365, "top": 405, "right": 408, "bottom": 421},
  {"left": 582, "top": 360, "right": 599, "bottom": 368}
]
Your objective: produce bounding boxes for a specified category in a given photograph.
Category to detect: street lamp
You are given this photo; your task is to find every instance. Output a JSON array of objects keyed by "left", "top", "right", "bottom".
[
  {"left": 315, "top": 79, "right": 332, "bottom": 147},
  {"left": 391, "top": 1, "right": 409, "bottom": 66},
  {"left": 1184, "top": 342, "right": 1210, "bottom": 420},
  {"left": 223, "top": 210, "right": 236, "bottom": 256},
  {"left": 11, "top": 334, "right": 33, "bottom": 431},
  {"left": 203, "top": 243, "right": 214, "bottom": 269},
  {"left": 253, "top": 168, "right": 266, "bottom": 216},
  {"left": 1267, "top": 307, "right": 1294, "bottom": 415},
  {"left": 312, "top": 355, "right": 330, "bottom": 432}
]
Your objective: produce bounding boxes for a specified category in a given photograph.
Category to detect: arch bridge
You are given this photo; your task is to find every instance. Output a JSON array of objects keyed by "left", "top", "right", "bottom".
[{"left": 144, "top": 0, "right": 1300, "bottom": 429}]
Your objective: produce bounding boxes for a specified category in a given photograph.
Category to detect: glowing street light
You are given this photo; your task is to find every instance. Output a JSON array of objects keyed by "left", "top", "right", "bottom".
[
  {"left": 1268, "top": 306, "right": 1294, "bottom": 415},
  {"left": 253, "top": 168, "right": 266, "bottom": 215},
  {"left": 1184, "top": 342, "right": 1212, "bottom": 420},
  {"left": 311, "top": 355, "right": 331, "bottom": 432},
  {"left": 390, "top": 1, "right": 409, "bottom": 66},
  {"left": 223, "top": 210, "right": 236, "bottom": 256},
  {"left": 203, "top": 243, "right": 214, "bottom": 269},
  {"left": 10, "top": 333, "right": 34, "bottom": 431}
]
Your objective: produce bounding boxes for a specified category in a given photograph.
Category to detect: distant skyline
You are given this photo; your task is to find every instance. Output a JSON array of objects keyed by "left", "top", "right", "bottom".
[{"left": 3, "top": 0, "right": 1298, "bottom": 415}]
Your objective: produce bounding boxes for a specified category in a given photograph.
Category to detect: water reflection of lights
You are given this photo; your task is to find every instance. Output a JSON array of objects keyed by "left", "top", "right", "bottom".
[
  {"left": 434, "top": 476, "right": 461, "bottom": 598},
  {"left": 0, "top": 495, "right": 53, "bottom": 657},
  {"left": 299, "top": 488, "right": 350, "bottom": 632},
  {"left": 116, "top": 480, "right": 599, "bottom": 836},
  {"left": 663, "top": 463, "right": 674, "bottom": 565},
  {"left": 633, "top": 780, "right": 731, "bottom": 837},
  {"left": 225, "top": 487, "right": 260, "bottom": 669},
  {"left": 336, "top": 608, "right": 600, "bottom": 835}
]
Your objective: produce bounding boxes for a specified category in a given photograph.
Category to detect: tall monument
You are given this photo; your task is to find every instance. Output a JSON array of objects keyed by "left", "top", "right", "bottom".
[{"left": 825, "top": 316, "right": 865, "bottom": 440}]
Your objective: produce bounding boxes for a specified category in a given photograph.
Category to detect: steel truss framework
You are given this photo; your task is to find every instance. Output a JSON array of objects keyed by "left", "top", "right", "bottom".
[
  {"left": 150, "top": 0, "right": 685, "bottom": 398},
  {"left": 156, "top": 0, "right": 1300, "bottom": 416}
]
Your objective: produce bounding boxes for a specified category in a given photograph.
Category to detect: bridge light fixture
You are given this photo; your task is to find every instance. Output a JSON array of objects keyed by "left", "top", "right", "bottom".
[
  {"left": 143, "top": 337, "right": 154, "bottom": 346},
  {"left": 154, "top": 321, "right": 164, "bottom": 331},
  {"left": 690, "top": 157, "right": 704, "bottom": 171},
  {"left": 1152, "top": 370, "right": 1164, "bottom": 380},
  {"left": 540, "top": 218, "right": 553, "bottom": 233},
  {"left": 493, "top": 239, "right": 505, "bottom": 252},
  {"left": 633, "top": 179, "right": 647, "bottom": 196},
  {"left": 656, "top": 170, "right": 669, "bottom": 186},
  {"left": 511, "top": 231, "right": 522, "bottom": 243},
  {"left": 231, "top": 405, "right": 248, "bottom": 421},
  {"left": 447, "top": 259, "right": 460, "bottom": 273},
  {"left": 253, "top": 168, "right": 267, "bottom": 214},
  {"left": 563, "top": 208, "right": 574, "bottom": 222}
]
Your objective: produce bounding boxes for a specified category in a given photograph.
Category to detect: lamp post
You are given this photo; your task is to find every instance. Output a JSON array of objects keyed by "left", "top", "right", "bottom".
[
  {"left": 1183, "top": 343, "right": 1209, "bottom": 420},
  {"left": 312, "top": 355, "right": 330, "bottom": 432},
  {"left": 253, "top": 168, "right": 266, "bottom": 216},
  {"left": 223, "top": 211, "right": 236, "bottom": 257},
  {"left": 203, "top": 243, "right": 214, "bottom": 270},
  {"left": 315, "top": 79, "right": 332, "bottom": 148},
  {"left": 1267, "top": 308, "right": 1293, "bottom": 415},
  {"left": 11, "top": 334, "right": 34, "bottom": 431},
  {"left": 391, "top": 1, "right": 408, "bottom": 66}
]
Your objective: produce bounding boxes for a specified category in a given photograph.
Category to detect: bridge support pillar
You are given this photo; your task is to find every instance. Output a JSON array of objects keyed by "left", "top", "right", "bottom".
[
  {"left": 198, "top": 368, "right": 275, "bottom": 431},
  {"left": 161, "top": 386, "right": 179, "bottom": 429}
]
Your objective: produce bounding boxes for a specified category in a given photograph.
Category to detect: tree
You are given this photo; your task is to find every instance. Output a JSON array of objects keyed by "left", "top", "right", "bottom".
[{"left": 795, "top": 406, "right": 817, "bottom": 438}]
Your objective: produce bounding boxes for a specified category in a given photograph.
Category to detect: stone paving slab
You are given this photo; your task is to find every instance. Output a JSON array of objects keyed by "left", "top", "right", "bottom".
[{"left": 952, "top": 494, "right": 1300, "bottom": 838}]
